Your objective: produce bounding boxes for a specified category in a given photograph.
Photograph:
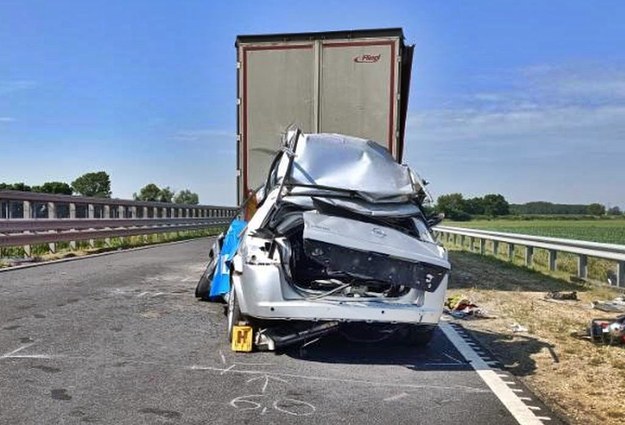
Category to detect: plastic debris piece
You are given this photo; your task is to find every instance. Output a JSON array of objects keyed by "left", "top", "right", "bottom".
[
  {"left": 592, "top": 297, "right": 625, "bottom": 313},
  {"left": 511, "top": 323, "right": 529, "bottom": 333}
]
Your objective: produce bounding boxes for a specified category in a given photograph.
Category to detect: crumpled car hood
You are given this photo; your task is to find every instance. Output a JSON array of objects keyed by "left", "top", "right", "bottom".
[
  {"left": 276, "top": 133, "right": 415, "bottom": 202},
  {"left": 303, "top": 211, "right": 449, "bottom": 269}
]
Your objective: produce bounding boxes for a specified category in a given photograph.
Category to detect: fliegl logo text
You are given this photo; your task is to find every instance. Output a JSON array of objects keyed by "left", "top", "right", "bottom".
[{"left": 353, "top": 53, "right": 381, "bottom": 63}]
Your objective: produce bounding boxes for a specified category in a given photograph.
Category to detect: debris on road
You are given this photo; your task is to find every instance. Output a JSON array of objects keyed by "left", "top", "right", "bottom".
[
  {"left": 510, "top": 323, "right": 529, "bottom": 333},
  {"left": 573, "top": 315, "right": 625, "bottom": 346},
  {"left": 592, "top": 297, "right": 625, "bottom": 313},
  {"left": 545, "top": 291, "right": 578, "bottom": 301},
  {"left": 444, "top": 294, "right": 495, "bottom": 319}
]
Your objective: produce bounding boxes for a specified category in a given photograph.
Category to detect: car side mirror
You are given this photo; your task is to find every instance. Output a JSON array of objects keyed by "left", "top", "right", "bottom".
[{"left": 427, "top": 213, "right": 445, "bottom": 227}]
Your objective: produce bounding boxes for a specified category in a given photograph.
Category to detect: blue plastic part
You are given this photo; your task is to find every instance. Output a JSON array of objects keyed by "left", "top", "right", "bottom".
[{"left": 208, "top": 219, "right": 247, "bottom": 298}]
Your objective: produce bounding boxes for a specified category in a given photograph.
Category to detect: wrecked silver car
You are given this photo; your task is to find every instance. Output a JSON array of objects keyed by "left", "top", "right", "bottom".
[{"left": 217, "top": 129, "right": 451, "bottom": 349}]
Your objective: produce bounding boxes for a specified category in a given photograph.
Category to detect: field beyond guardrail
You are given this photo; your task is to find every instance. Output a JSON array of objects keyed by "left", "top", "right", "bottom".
[
  {"left": 0, "top": 190, "right": 238, "bottom": 255},
  {"left": 435, "top": 225, "right": 625, "bottom": 287}
]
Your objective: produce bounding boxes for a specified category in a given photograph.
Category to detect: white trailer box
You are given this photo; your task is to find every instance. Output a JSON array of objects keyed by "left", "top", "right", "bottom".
[{"left": 235, "top": 28, "right": 414, "bottom": 203}]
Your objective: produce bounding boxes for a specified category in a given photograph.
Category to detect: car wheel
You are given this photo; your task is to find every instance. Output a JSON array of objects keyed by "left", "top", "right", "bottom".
[
  {"left": 195, "top": 256, "right": 216, "bottom": 299},
  {"left": 226, "top": 284, "right": 242, "bottom": 343},
  {"left": 402, "top": 324, "right": 436, "bottom": 346}
]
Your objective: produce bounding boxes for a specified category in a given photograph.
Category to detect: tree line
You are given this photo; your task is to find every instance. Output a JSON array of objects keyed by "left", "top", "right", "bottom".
[
  {"left": 435, "top": 193, "right": 620, "bottom": 221},
  {"left": 0, "top": 171, "right": 200, "bottom": 205}
]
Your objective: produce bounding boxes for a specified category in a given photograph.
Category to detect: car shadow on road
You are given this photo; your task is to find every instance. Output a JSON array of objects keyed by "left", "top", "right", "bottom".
[{"left": 281, "top": 323, "right": 555, "bottom": 377}]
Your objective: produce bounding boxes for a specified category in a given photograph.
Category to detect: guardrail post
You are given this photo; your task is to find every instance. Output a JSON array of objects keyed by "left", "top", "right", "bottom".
[
  {"left": 48, "top": 201, "right": 57, "bottom": 253},
  {"left": 479, "top": 238, "right": 485, "bottom": 255},
  {"left": 120, "top": 206, "right": 128, "bottom": 245},
  {"left": 104, "top": 205, "right": 111, "bottom": 246},
  {"left": 469, "top": 237, "right": 474, "bottom": 252},
  {"left": 507, "top": 243, "right": 514, "bottom": 261},
  {"left": 69, "top": 203, "right": 76, "bottom": 250},
  {"left": 22, "top": 200, "right": 32, "bottom": 256},
  {"left": 617, "top": 261, "right": 624, "bottom": 288},
  {"left": 525, "top": 246, "right": 533, "bottom": 266},
  {"left": 88, "top": 204, "right": 95, "bottom": 248},
  {"left": 493, "top": 240, "right": 499, "bottom": 257},
  {"left": 460, "top": 235, "right": 465, "bottom": 249},
  {"left": 548, "top": 250, "right": 557, "bottom": 271},
  {"left": 577, "top": 255, "right": 588, "bottom": 279}
]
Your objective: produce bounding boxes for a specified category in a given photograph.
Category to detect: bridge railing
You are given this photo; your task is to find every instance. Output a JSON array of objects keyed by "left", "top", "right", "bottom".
[
  {"left": 0, "top": 190, "right": 238, "bottom": 254},
  {"left": 434, "top": 225, "right": 625, "bottom": 288}
]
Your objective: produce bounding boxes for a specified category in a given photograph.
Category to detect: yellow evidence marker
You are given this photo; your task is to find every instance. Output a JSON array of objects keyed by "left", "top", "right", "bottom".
[{"left": 231, "top": 324, "right": 253, "bottom": 352}]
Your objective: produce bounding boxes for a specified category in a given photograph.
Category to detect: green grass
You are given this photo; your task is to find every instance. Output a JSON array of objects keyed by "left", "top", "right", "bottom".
[{"left": 445, "top": 219, "right": 625, "bottom": 245}]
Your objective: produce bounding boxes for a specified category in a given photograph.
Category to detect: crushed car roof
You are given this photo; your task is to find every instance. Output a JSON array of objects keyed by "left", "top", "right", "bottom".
[{"left": 277, "top": 133, "right": 416, "bottom": 202}]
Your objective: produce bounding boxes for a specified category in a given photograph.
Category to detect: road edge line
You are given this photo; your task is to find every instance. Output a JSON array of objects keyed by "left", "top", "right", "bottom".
[
  {"left": 439, "top": 322, "right": 545, "bottom": 425},
  {"left": 0, "top": 236, "right": 216, "bottom": 273}
]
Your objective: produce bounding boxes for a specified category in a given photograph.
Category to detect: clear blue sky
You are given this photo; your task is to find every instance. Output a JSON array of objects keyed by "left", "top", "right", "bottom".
[{"left": 1, "top": 1, "right": 624, "bottom": 207}]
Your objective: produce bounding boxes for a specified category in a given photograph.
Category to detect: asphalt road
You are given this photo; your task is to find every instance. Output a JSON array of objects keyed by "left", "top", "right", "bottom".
[{"left": 0, "top": 238, "right": 561, "bottom": 425}]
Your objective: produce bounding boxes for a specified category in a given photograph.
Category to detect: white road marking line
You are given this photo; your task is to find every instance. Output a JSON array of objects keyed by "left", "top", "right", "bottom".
[
  {"left": 440, "top": 322, "right": 545, "bottom": 425},
  {"left": 503, "top": 381, "right": 517, "bottom": 385},
  {"left": 519, "top": 397, "right": 532, "bottom": 401},
  {"left": 527, "top": 406, "right": 541, "bottom": 411},
  {"left": 512, "top": 388, "right": 524, "bottom": 393},
  {"left": 384, "top": 392, "right": 408, "bottom": 402},
  {"left": 497, "top": 373, "right": 508, "bottom": 377},
  {"left": 536, "top": 416, "right": 551, "bottom": 421}
]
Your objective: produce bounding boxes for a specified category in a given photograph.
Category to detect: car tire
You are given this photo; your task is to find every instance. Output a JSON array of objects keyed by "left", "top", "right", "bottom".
[
  {"left": 226, "top": 284, "right": 242, "bottom": 343},
  {"left": 402, "top": 324, "right": 436, "bottom": 346},
  {"left": 195, "top": 256, "right": 216, "bottom": 299}
]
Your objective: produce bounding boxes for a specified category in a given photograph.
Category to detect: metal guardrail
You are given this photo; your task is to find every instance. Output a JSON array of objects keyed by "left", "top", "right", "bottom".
[
  {"left": 0, "top": 190, "right": 238, "bottom": 254},
  {"left": 434, "top": 225, "right": 625, "bottom": 287}
]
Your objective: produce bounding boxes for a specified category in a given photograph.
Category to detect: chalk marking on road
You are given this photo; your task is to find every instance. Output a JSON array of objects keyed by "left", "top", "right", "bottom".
[
  {"left": 6, "top": 354, "right": 54, "bottom": 359},
  {"left": 247, "top": 374, "right": 288, "bottom": 393},
  {"left": 220, "top": 364, "right": 236, "bottom": 375},
  {"left": 188, "top": 364, "right": 490, "bottom": 393},
  {"left": 440, "top": 322, "right": 546, "bottom": 425},
  {"left": 442, "top": 352, "right": 466, "bottom": 364},
  {"left": 1, "top": 343, "right": 35, "bottom": 359},
  {"left": 261, "top": 407, "right": 268, "bottom": 415},
  {"left": 273, "top": 398, "right": 316, "bottom": 416},
  {"left": 384, "top": 392, "right": 409, "bottom": 402},
  {"left": 219, "top": 350, "right": 226, "bottom": 365}
]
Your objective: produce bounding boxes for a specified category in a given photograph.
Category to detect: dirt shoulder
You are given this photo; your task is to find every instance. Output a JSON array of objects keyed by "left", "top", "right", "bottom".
[{"left": 447, "top": 251, "right": 625, "bottom": 425}]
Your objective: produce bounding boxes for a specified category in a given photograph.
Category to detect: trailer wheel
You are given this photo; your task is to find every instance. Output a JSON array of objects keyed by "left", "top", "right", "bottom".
[{"left": 226, "top": 285, "right": 243, "bottom": 343}]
